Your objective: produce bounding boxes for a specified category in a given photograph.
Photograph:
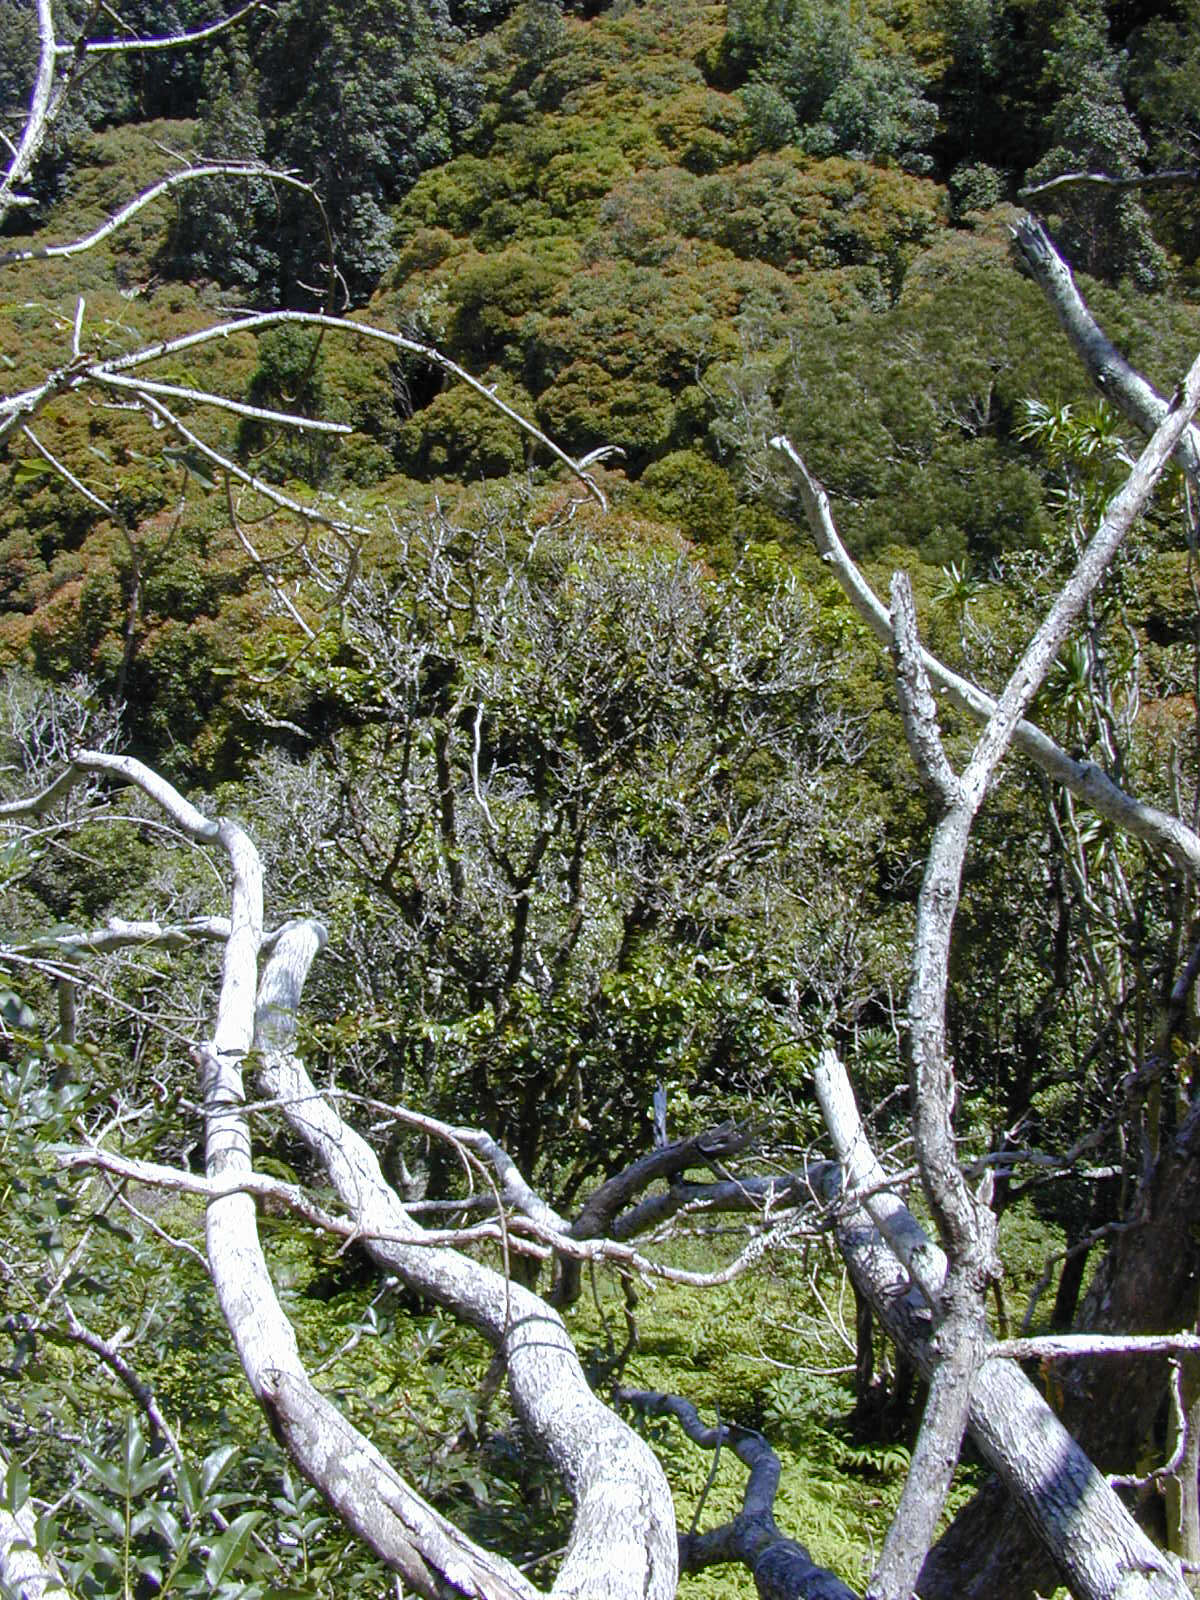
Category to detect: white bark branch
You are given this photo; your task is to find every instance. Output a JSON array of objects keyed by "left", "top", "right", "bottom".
[
  {"left": 251, "top": 926, "right": 678, "bottom": 1600},
  {"left": 1019, "top": 169, "right": 1199, "bottom": 201},
  {"left": 769, "top": 435, "right": 1200, "bottom": 877},
  {"left": 20, "top": 425, "right": 114, "bottom": 513},
  {"left": 18, "top": 915, "right": 232, "bottom": 954},
  {"left": 42, "top": 759, "right": 540, "bottom": 1598},
  {"left": 55, "top": 1, "right": 263, "bottom": 55},
  {"left": 889, "top": 572, "right": 960, "bottom": 807},
  {"left": 862, "top": 333, "right": 1200, "bottom": 1600},
  {"left": 101, "top": 310, "right": 605, "bottom": 499},
  {"left": 0, "top": 1487, "right": 69, "bottom": 1600},
  {"left": 0, "top": 0, "right": 57, "bottom": 224},
  {"left": 1012, "top": 217, "right": 1200, "bottom": 483},
  {"left": 92, "top": 371, "right": 351, "bottom": 433},
  {"left": 814, "top": 1050, "right": 1190, "bottom": 1600},
  {"left": 994, "top": 1333, "right": 1200, "bottom": 1362},
  {"left": 0, "top": 166, "right": 316, "bottom": 268},
  {"left": 2, "top": 310, "right": 609, "bottom": 513}
]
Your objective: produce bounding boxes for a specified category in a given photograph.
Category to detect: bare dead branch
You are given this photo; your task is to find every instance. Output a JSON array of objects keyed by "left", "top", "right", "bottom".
[
  {"left": 769, "top": 435, "right": 1200, "bottom": 877},
  {"left": 1020, "top": 169, "right": 1199, "bottom": 201},
  {"left": 619, "top": 1390, "right": 860, "bottom": 1600},
  {"left": 1011, "top": 216, "right": 1200, "bottom": 482},
  {"left": 0, "top": 1450, "right": 70, "bottom": 1600},
  {"left": 812, "top": 1051, "right": 1190, "bottom": 1600},
  {"left": 0, "top": 0, "right": 57, "bottom": 222},
  {"left": 56, "top": 1, "right": 263, "bottom": 55},
  {"left": 56, "top": 1305, "right": 183, "bottom": 1464},
  {"left": 92, "top": 371, "right": 351, "bottom": 433},
  {"left": 19, "top": 426, "right": 114, "bottom": 514},
  {"left": 889, "top": 572, "right": 959, "bottom": 807},
  {"left": 0, "top": 165, "right": 315, "bottom": 268},
  {"left": 994, "top": 1333, "right": 1200, "bottom": 1362}
]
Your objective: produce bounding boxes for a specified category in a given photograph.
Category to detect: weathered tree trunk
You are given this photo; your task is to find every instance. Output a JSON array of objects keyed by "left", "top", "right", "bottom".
[
  {"left": 814, "top": 1053, "right": 1191, "bottom": 1600},
  {"left": 0, "top": 1455, "right": 69, "bottom": 1600},
  {"left": 921, "top": 1102, "right": 1200, "bottom": 1600},
  {"left": 12, "top": 756, "right": 677, "bottom": 1600},
  {"left": 253, "top": 925, "right": 679, "bottom": 1600}
]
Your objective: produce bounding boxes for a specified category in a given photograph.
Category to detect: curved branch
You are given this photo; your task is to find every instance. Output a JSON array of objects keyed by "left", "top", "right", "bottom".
[
  {"left": 609, "top": 1170, "right": 820, "bottom": 1240},
  {"left": 251, "top": 925, "right": 678, "bottom": 1600},
  {"left": 0, "top": 165, "right": 322, "bottom": 268},
  {"left": 813, "top": 1051, "right": 1191, "bottom": 1600},
  {"left": 49, "top": 758, "right": 539, "bottom": 1599},
  {"left": 619, "top": 1391, "right": 860, "bottom": 1600},
  {"left": 57, "top": 1, "right": 263, "bottom": 55},
  {"left": 1011, "top": 217, "right": 1200, "bottom": 483},
  {"left": 574, "top": 1123, "right": 754, "bottom": 1240},
  {"left": 93, "top": 371, "right": 351, "bottom": 433},
  {"left": 769, "top": 436, "right": 1200, "bottom": 878},
  {"left": 1019, "top": 169, "right": 1199, "bottom": 201},
  {"left": 0, "top": 0, "right": 56, "bottom": 223},
  {"left": 106, "top": 309, "right": 609, "bottom": 505},
  {"left": 20, "top": 425, "right": 114, "bottom": 513},
  {"left": 2, "top": 308, "right": 609, "bottom": 506}
]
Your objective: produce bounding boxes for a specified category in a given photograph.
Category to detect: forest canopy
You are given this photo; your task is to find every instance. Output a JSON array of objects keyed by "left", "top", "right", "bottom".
[{"left": 3, "top": 0, "right": 1200, "bottom": 1598}]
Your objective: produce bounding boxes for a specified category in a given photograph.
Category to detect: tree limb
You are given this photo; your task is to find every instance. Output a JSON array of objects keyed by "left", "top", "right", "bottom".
[
  {"left": 1019, "top": 169, "right": 1199, "bottom": 201},
  {"left": 618, "top": 1391, "right": 860, "bottom": 1600},
  {"left": 813, "top": 1050, "right": 1190, "bottom": 1600},
  {"left": 1011, "top": 216, "right": 1200, "bottom": 483},
  {"left": 769, "top": 436, "right": 1200, "bottom": 877},
  {"left": 56, "top": 1, "right": 263, "bottom": 55},
  {"left": 0, "top": 0, "right": 57, "bottom": 223},
  {"left": 250, "top": 924, "right": 679, "bottom": 1600}
]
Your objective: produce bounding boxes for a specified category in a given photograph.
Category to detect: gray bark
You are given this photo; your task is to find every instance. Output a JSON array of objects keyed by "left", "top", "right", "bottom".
[
  {"left": 814, "top": 1052, "right": 1191, "bottom": 1600},
  {"left": 861, "top": 360, "right": 1200, "bottom": 1596},
  {"left": 768, "top": 438, "right": 1200, "bottom": 880},
  {"left": 1011, "top": 217, "right": 1200, "bottom": 484},
  {"left": 33, "top": 756, "right": 676, "bottom": 1600},
  {"left": 253, "top": 924, "right": 678, "bottom": 1600}
]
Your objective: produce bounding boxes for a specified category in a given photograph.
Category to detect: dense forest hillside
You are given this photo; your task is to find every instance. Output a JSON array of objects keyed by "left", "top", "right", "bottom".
[{"left": 3, "top": 0, "right": 1200, "bottom": 1596}]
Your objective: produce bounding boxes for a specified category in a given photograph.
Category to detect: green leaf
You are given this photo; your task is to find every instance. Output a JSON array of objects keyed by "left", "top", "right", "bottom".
[
  {"left": 123, "top": 1416, "right": 147, "bottom": 1481},
  {"left": 177, "top": 1461, "right": 202, "bottom": 1521},
  {"left": 2, "top": 1461, "right": 30, "bottom": 1513},
  {"left": 11, "top": 457, "right": 53, "bottom": 485},
  {"left": 129, "top": 1455, "right": 171, "bottom": 1497},
  {"left": 161, "top": 446, "right": 218, "bottom": 489},
  {"left": 78, "top": 1447, "right": 129, "bottom": 1499},
  {"left": 201, "top": 1443, "right": 240, "bottom": 1497},
  {"left": 136, "top": 1554, "right": 163, "bottom": 1587},
  {"left": 0, "top": 990, "right": 37, "bottom": 1029},
  {"left": 74, "top": 1487, "right": 127, "bottom": 1539},
  {"left": 140, "top": 1502, "right": 183, "bottom": 1549},
  {"left": 205, "top": 1509, "right": 264, "bottom": 1588}
]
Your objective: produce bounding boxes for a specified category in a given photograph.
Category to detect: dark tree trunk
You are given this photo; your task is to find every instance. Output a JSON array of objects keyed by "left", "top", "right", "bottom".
[{"left": 919, "top": 1104, "right": 1200, "bottom": 1600}]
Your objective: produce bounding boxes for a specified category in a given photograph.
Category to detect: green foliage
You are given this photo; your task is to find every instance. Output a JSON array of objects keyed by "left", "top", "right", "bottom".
[
  {"left": 1128, "top": 6, "right": 1200, "bottom": 274},
  {"left": 1023, "top": 0, "right": 1166, "bottom": 287},
  {"left": 636, "top": 451, "right": 738, "bottom": 546},
  {"left": 725, "top": 0, "right": 936, "bottom": 171},
  {"left": 166, "top": 52, "right": 282, "bottom": 295},
  {"left": 236, "top": 326, "right": 339, "bottom": 484},
  {"left": 231, "top": 498, "right": 883, "bottom": 1194},
  {"left": 6, "top": 0, "right": 1200, "bottom": 1591},
  {"left": 395, "top": 372, "right": 536, "bottom": 477}
]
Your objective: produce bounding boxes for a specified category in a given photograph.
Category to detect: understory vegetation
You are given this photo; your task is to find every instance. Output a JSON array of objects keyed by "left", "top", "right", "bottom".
[{"left": 2, "top": 0, "right": 1200, "bottom": 1594}]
